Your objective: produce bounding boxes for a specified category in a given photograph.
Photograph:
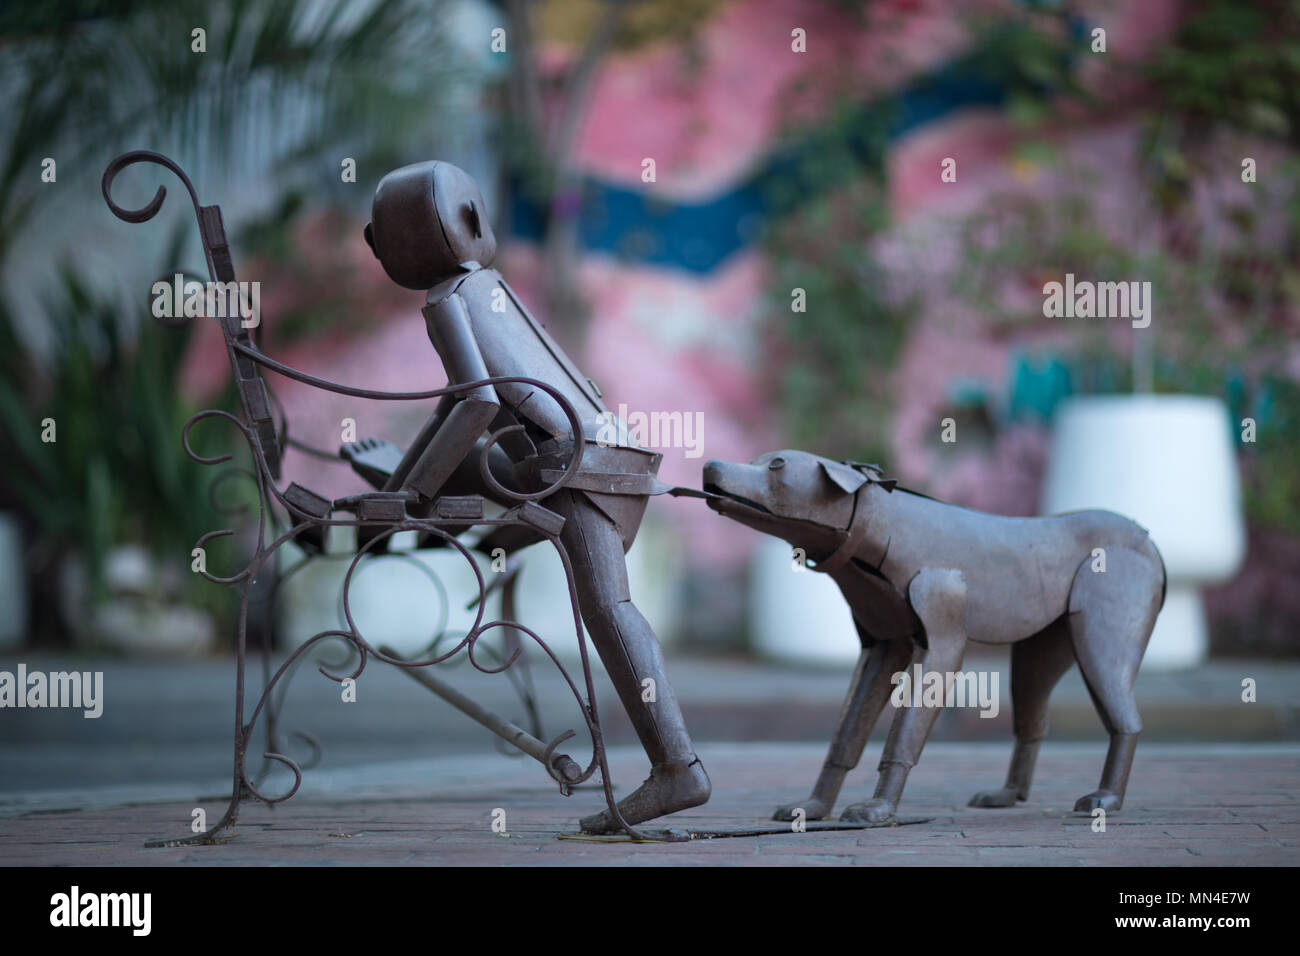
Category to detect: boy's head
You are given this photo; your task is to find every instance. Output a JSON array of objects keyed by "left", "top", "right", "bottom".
[{"left": 365, "top": 161, "right": 497, "bottom": 290}]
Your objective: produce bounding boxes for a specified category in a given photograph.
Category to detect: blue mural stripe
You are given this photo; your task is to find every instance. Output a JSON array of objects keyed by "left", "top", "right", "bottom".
[{"left": 507, "top": 20, "right": 1079, "bottom": 273}]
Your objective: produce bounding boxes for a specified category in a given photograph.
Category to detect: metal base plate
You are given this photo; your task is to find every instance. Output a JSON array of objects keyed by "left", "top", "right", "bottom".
[{"left": 559, "top": 817, "right": 935, "bottom": 843}]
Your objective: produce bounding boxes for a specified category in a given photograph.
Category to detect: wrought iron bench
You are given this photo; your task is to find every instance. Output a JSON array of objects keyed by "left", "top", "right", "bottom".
[{"left": 101, "top": 150, "right": 646, "bottom": 844}]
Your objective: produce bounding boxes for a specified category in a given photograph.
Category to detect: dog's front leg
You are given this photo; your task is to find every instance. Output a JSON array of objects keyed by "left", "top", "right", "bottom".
[
  {"left": 774, "top": 635, "right": 914, "bottom": 821},
  {"left": 842, "top": 568, "right": 968, "bottom": 824}
]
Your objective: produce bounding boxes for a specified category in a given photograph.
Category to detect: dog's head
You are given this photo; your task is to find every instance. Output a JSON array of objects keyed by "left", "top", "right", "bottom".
[{"left": 702, "top": 450, "right": 880, "bottom": 545}]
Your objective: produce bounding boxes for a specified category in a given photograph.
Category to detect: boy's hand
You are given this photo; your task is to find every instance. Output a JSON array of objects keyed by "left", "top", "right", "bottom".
[{"left": 341, "top": 437, "right": 406, "bottom": 490}]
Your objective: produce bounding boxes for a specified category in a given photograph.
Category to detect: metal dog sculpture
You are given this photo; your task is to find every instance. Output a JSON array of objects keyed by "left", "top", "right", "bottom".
[{"left": 702, "top": 450, "right": 1165, "bottom": 824}]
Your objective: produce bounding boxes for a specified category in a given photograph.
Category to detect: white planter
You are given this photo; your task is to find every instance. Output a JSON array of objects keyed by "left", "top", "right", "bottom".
[
  {"left": 57, "top": 544, "right": 216, "bottom": 656},
  {"left": 279, "top": 520, "right": 681, "bottom": 669},
  {"left": 750, "top": 536, "right": 859, "bottom": 666},
  {"left": 1041, "top": 395, "right": 1245, "bottom": 670}
]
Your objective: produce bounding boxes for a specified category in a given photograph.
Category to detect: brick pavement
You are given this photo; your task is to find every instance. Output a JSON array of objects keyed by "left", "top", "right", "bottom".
[{"left": 2, "top": 742, "right": 1296, "bottom": 866}]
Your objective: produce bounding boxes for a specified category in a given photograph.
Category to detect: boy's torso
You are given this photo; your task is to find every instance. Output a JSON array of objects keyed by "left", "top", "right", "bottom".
[{"left": 426, "top": 266, "right": 609, "bottom": 443}]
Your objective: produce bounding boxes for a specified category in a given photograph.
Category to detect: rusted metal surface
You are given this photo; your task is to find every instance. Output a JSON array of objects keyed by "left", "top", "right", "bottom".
[
  {"left": 362, "top": 160, "right": 711, "bottom": 834},
  {"left": 703, "top": 449, "right": 1166, "bottom": 824},
  {"left": 558, "top": 817, "right": 935, "bottom": 844},
  {"left": 103, "top": 151, "right": 652, "bottom": 844}
]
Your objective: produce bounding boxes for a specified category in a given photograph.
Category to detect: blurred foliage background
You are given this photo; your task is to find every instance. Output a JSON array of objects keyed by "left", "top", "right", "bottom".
[
  {"left": 1, "top": 0, "right": 1297, "bottom": 656},
  {"left": 756, "top": 0, "right": 1300, "bottom": 655},
  {"left": 0, "top": 0, "right": 463, "bottom": 642}
]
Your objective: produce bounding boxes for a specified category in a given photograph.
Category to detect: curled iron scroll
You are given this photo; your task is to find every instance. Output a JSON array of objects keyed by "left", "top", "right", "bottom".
[
  {"left": 104, "top": 149, "right": 647, "bottom": 843},
  {"left": 102, "top": 151, "right": 216, "bottom": 281}
]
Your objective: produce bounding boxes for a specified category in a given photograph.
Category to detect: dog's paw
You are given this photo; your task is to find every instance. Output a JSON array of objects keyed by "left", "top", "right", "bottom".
[
  {"left": 773, "top": 797, "right": 829, "bottom": 822},
  {"left": 840, "top": 798, "right": 896, "bottom": 824},
  {"left": 1073, "top": 790, "right": 1122, "bottom": 813},
  {"left": 968, "top": 787, "right": 1022, "bottom": 808}
]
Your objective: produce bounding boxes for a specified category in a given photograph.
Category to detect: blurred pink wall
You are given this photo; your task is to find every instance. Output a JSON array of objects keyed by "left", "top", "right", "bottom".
[{"left": 181, "top": 0, "right": 1190, "bottom": 571}]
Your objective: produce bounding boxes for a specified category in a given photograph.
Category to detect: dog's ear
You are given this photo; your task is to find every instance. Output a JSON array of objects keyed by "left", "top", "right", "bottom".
[
  {"left": 844, "top": 459, "right": 899, "bottom": 492},
  {"left": 819, "top": 460, "right": 869, "bottom": 495}
]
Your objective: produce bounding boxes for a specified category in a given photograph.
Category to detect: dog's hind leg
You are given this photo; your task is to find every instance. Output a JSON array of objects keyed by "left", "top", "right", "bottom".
[
  {"left": 1066, "top": 546, "right": 1162, "bottom": 813},
  {"left": 969, "top": 616, "right": 1075, "bottom": 808},
  {"left": 842, "top": 568, "right": 968, "bottom": 824},
  {"left": 773, "top": 633, "right": 914, "bottom": 821}
]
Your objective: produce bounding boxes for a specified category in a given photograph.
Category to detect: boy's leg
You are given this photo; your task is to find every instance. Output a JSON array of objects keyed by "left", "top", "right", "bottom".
[
  {"left": 552, "top": 490, "right": 710, "bottom": 832},
  {"left": 436, "top": 437, "right": 522, "bottom": 505}
]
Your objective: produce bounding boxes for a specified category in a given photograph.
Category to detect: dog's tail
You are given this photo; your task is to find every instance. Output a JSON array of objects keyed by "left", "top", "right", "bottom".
[
  {"left": 1080, "top": 509, "right": 1167, "bottom": 611},
  {"left": 1126, "top": 517, "right": 1168, "bottom": 611}
]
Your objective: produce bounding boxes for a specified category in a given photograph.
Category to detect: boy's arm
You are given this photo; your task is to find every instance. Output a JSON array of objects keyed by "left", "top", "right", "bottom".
[
  {"left": 392, "top": 292, "right": 500, "bottom": 501},
  {"left": 379, "top": 393, "right": 455, "bottom": 492}
]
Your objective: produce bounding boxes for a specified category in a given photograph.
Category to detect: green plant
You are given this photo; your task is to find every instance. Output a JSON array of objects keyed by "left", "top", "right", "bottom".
[
  {"left": 756, "top": 9, "right": 1081, "bottom": 462},
  {"left": 0, "top": 231, "right": 246, "bottom": 625},
  {"left": 1144, "top": 0, "right": 1300, "bottom": 147},
  {"left": 761, "top": 171, "right": 914, "bottom": 465},
  {"left": 1135, "top": 0, "right": 1300, "bottom": 533},
  {"left": 0, "top": 0, "right": 466, "bottom": 640}
]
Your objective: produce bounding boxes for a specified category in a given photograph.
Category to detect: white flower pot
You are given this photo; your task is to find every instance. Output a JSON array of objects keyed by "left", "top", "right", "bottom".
[
  {"left": 750, "top": 537, "right": 859, "bottom": 666},
  {"left": 1041, "top": 394, "right": 1245, "bottom": 670},
  {"left": 57, "top": 544, "right": 216, "bottom": 656},
  {"left": 279, "top": 522, "right": 679, "bottom": 669}
]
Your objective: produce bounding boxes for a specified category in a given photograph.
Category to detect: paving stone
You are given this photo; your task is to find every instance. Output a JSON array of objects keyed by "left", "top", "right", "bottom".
[{"left": 2, "top": 742, "right": 1297, "bottom": 865}]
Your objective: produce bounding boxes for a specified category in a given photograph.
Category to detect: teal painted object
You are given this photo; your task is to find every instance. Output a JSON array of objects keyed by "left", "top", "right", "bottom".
[{"left": 1006, "top": 353, "right": 1073, "bottom": 423}]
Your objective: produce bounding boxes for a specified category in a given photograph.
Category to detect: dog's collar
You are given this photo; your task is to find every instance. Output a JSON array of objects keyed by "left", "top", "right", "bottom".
[{"left": 809, "top": 487, "right": 866, "bottom": 574}]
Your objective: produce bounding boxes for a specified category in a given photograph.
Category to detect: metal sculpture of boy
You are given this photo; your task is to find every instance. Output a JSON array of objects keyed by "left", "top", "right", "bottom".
[{"left": 349, "top": 160, "right": 709, "bottom": 833}]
